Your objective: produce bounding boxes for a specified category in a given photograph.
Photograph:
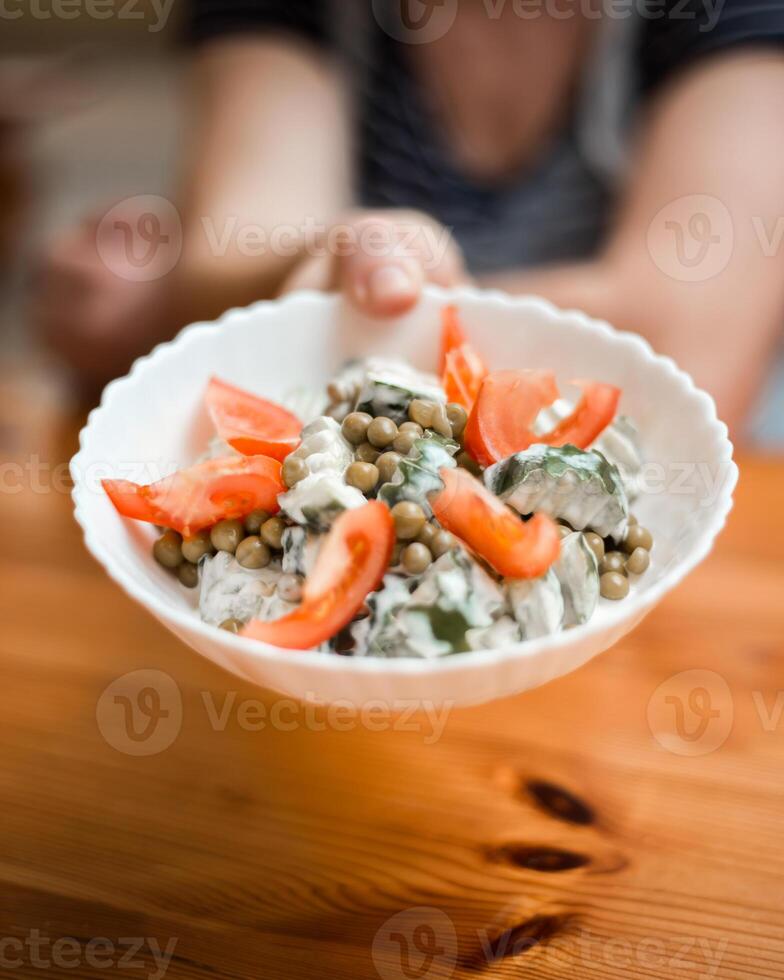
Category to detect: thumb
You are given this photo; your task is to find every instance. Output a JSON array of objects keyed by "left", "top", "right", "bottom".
[
  {"left": 340, "top": 211, "right": 468, "bottom": 317},
  {"left": 340, "top": 215, "right": 426, "bottom": 317}
]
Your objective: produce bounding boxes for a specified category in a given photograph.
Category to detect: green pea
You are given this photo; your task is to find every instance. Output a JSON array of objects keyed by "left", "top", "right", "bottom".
[
  {"left": 367, "top": 416, "right": 398, "bottom": 449},
  {"left": 282, "top": 457, "right": 309, "bottom": 488},
  {"left": 260, "top": 516, "right": 286, "bottom": 550},
  {"left": 391, "top": 501, "right": 426, "bottom": 541},
  {"left": 401, "top": 542, "right": 432, "bottom": 575},
  {"left": 181, "top": 530, "right": 214, "bottom": 564},
  {"left": 583, "top": 531, "right": 605, "bottom": 562},
  {"left": 210, "top": 519, "right": 244, "bottom": 554},
  {"left": 417, "top": 523, "right": 438, "bottom": 549},
  {"left": 392, "top": 429, "right": 419, "bottom": 455},
  {"left": 408, "top": 399, "right": 434, "bottom": 428},
  {"left": 600, "top": 571, "right": 629, "bottom": 600},
  {"left": 345, "top": 461, "right": 379, "bottom": 494},
  {"left": 623, "top": 524, "right": 653, "bottom": 553},
  {"left": 153, "top": 531, "right": 182, "bottom": 569},
  {"left": 244, "top": 509, "right": 270, "bottom": 534},
  {"left": 430, "top": 529, "right": 455, "bottom": 558},
  {"left": 599, "top": 551, "right": 628, "bottom": 576},
  {"left": 446, "top": 403, "right": 468, "bottom": 438},
  {"left": 376, "top": 451, "right": 402, "bottom": 485},
  {"left": 626, "top": 547, "right": 650, "bottom": 575},
  {"left": 177, "top": 561, "right": 199, "bottom": 588},
  {"left": 341, "top": 412, "right": 373, "bottom": 446},
  {"left": 236, "top": 535, "right": 271, "bottom": 569},
  {"left": 355, "top": 442, "right": 380, "bottom": 464}
]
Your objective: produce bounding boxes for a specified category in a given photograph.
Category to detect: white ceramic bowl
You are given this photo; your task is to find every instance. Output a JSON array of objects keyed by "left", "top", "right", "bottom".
[{"left": 71, "top": 287, "right": 737, "bottom": 707}]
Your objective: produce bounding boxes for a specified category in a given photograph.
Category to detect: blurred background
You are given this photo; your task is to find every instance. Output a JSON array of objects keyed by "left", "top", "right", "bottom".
[
  {"left": 3, "top": 1, "right": 784, "bottom": 465},
  {"left": 1, "top": 3, "right": 783, "bottom": 453},
  {"left": 1, "top": 6, "right": 184, "bottom": 458},
  {"left": 2, "top": 8, "right": 784, "bottom": 976}
]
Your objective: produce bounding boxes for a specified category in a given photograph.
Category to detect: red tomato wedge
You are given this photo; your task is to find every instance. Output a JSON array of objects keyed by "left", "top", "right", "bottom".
[
  {"left": 206, "top": 376, "right": 302, "bottom": 461},
  {"left": 439, "top": 306, "right": 488, "bottom": 410},
  {"left": 443, "top": 345, "right": 489, "bottom": 411},
  {"left": 439, "top": 305, "right": 468, "bottom": 374},
  {"left": 242, "top": 501, "right": 394, "bottom": 650},
  {"left": 537, "top": 381, "right": 620, "bottom": 450},
  {"left": 464, "top": 369, "right": 559, "bottom": 468},
  {"left": 430, "top": 467, "right": 560, "bottom": 579},
  {"left": 103, "top": 455, "right": 284, "bottom": 537}
]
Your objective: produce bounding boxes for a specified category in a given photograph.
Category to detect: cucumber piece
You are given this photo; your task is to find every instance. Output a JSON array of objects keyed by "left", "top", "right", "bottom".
[
  {"left": 359, "top": 550, "right": 506, "bottom": 658},
  {"left": 278, "top": 416, "right": 366, "bottom": 530},
  {"left": 378, "top": 432, "right": 458, "bottom": 516},
  {"left": 466, "top": 616, "right": 523, "bottom": 651},
  {"left": 281, "top": 471, "right": 366, "bottom": 531},
  {"left": 484, "top": 443, "right": 628, "bottom": 539},
  {"left": 507, "top": 568, "right": 565, "bottom": 639},
  {"left": 354, "top": 362, "right": 445, "bottom": 425},
  {"left": 534, "top": 400, "right": 644, "bottom": 501},
  {"left": 594, "top": 415, "right": 643, "bottom": 501},
  {"left": 553, "top": 531, "right": 600, "bottom": 626},
  {"left": 281, "top": 526, "right": 322, "bottom": 577},
  {"left": 351, "top": 574, "right": 415, "bottom": 655},
  {"left": 199, "top": 551, "right": 290, "bottom": 627}
]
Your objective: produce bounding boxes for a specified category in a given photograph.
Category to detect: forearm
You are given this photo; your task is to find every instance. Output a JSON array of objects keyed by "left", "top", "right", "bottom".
[
  {"left": 483, "top": 50, "right": 784, "bottom": 436},
  {"left": 173, "top": 36, "right": 351, "bottom": 323}
]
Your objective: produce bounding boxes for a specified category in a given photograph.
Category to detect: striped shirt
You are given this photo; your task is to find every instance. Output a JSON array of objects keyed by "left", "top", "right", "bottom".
[{"left": 187, "top": 0, "right": 784, "bottom": 274}]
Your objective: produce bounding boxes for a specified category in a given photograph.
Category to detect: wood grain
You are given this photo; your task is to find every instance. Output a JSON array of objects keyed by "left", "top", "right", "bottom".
[{"left": 1, "top": 379, "right": 783, "bottom": 979}]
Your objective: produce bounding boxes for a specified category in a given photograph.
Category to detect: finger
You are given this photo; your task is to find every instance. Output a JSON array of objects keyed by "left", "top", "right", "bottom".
[
  {"left": 341, "top": 211, "right": 471, "bottom": 317},
  {"left": 339, "top": 215, "right": 425, "bottom": 318}
]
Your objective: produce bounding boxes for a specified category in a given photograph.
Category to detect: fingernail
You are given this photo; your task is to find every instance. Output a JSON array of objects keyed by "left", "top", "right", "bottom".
[{"left": 367, "top": 264, "right": 416, "bottom": 309}]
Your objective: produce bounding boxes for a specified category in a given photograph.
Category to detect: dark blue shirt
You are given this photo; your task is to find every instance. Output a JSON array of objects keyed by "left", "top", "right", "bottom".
[{"left": 187, "top": 0, "right": 784, "bottom": 273}]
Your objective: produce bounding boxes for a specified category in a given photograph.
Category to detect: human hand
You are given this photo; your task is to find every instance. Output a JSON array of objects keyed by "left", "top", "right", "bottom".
[
  {"left": 278, "top": 209, "right": 469, "bottom": 317},
  {"left": 33, "top": 209, "right": 174, "bottom": 393}
]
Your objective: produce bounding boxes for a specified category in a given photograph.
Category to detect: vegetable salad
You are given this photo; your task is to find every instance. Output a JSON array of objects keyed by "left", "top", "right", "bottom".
[{"left": 103, "top": 307, "right": 652, "bottom": 657}]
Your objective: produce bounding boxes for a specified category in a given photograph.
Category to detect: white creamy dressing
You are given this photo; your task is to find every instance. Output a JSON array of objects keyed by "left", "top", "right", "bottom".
[
  {"left": 507, "top": 569, "right": 565, "bottom": 639},
  {"left": 593, "top": 416, "right": 643, "bottom": 499},
  {"left": 407, "top": 552, "right": 504, "bottom": 623},
  {"left": 199, "top": 551, "right": 297, "bottom": 627},
  {"left": 466, "top": 616, "right": 522, "bottom": 651},
  {"left": 553, "top": 531, "right": 600, "bottom": 626},
  {"left": 350, "top": 573, "right": 412, "bottom": 655},
  {"left": 281, "top": 526, "right": 322, "bottom": 577},
  {"left": 354, "top": 552, "right": 507, "bottom": 658},
  {"left": 368, "top": 357, "right": 442, "bottom": 391},
  {"left": 333, "top": 357, "right": 444, "bottom": 407},
  {"left": 362, "top": 358, "right": 445, "bottom": 401},
  {"left": 278, "top": 416, "right": 365, "bottom": 527}
]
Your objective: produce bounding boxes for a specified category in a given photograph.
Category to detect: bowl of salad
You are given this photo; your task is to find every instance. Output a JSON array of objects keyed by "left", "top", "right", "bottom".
[{"left": 71, "top": 287, "right": 736, "bottom": 706}]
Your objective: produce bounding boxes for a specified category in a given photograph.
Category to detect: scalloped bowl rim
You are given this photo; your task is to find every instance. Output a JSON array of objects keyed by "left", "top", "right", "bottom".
[{"left": 70, "top": 286, "right": 738, "bottom": 678}]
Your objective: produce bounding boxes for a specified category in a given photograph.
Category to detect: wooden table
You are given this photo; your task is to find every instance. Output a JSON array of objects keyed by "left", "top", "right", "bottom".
[{"left": 2, "top": 381, "right": 783, "bottom": 979}]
